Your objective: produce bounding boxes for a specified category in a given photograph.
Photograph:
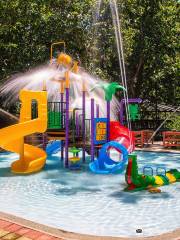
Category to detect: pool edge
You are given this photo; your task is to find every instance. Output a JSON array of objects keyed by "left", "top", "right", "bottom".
[{"left": 0, "top": 211, "right": 179, "bottom": 240}]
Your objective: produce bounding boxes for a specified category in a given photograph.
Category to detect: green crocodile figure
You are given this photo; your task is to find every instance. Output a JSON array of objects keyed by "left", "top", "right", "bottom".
[{"left": 125, "top": 154, "right": 180, "bottom": 191}]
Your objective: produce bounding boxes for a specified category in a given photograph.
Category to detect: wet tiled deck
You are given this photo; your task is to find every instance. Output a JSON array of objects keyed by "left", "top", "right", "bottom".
[
  {"left": 136, "top": 141, "right": 180, "bottom": 153},
  {"left": 0, "top": 220, "right": 60, "bottom": 240}
]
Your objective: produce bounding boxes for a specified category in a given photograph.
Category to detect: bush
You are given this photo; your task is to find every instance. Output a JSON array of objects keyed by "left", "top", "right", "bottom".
[{"left": 167, "top": 115, "right": 180, "bottom": 131}]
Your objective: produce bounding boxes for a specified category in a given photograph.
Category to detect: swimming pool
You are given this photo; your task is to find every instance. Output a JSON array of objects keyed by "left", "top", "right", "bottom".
[{"left": 0, "top": 151, "right": 179, "bottom": 237}]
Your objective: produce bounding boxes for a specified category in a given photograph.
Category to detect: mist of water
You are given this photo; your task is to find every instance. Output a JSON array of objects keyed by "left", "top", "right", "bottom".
[
  {"left": 0, "top": 63, "right": 119, "bottom": 121},
  {"left": 91, "top": 1, "right": 131, "bottom": 126},
  {"left": 0, "top": 0, "right": 130, "bottom": 125},
  {"left": 0, "top": 108, "right": 18, "bottom": 121},
  {"left": 109, "top": 0, "right": 131, "bottom": 130},
  {"left": 90, "top": 0, "right": 135, "bottom": 150}
]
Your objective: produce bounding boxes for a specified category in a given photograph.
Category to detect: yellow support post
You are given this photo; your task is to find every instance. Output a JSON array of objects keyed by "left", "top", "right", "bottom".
[
  {"left": 72, "top": 61, "right": 79, "bottom": 73},
  {"left": 43, "top": 80, "right": 47, "bottom": 91},
  {"left": 60, "top": 82, "right": 65, "bottom": 93},
  {"left": 65, "top": 71, "right": 70, "bottom": 89},
  {"left": 82, "top": 80, "right": 86, "bottom": 92}
]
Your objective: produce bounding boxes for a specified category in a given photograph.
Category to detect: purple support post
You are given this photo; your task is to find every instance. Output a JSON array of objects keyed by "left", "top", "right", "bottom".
[
  {"left": 91, "top": 98, "right": 95, "bottom": 162},
  {"left": 65, "top": 88, "right": 69, "bottom": 168},
  {"left": 120, "top": 98, "right": 142, "bottom": 125},
  {"left": 61, "top": 141, "right": 64, "bottom": 161},
  {"left": 60, "top": 92, "right": 64, "bottom": 124},
  {"left": 60, "top": 92, "right": 64, "bottom": 160},
  {"left": 96, "top": 104, "right": 100, "bottom": 118},
  {"left": 76, "top": 112, "right": 80, "bottom": 137},
  {"left": 82, "top": 91, "right": 86, "bottom": 162},
  {"left": 120, "top": 100, "right": 124, "bottom": 125},
  {"left": 107, "top": 101, "right": 110, "bottom": 142}
]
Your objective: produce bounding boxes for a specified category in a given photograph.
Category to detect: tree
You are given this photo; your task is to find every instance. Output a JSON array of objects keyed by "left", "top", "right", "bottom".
[
  {"left": 0, "top": 0, "right": 179, "bottom": 107},
  {"left": 124, "top": 0, "right": 179, "bottom": 105},
  {"left": 87, "top": 0, "right": 179, "bottom": 105},
  {"left": 0, "top": 0, "right": 94, "bottom": 82}
]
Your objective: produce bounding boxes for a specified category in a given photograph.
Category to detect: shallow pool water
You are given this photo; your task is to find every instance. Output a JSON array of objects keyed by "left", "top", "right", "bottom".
[{"left": 0, "top": 151, "right": 179, "bottom": 237}]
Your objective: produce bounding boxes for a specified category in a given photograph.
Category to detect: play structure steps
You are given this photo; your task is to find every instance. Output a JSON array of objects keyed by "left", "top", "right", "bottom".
[
  {"left": 47, "top": 130, "right": 67, "bottom": 140},
  {"left": 68, "top": 141, "right": 90, "bottom": 148},
  {"left": 46, "top": 130, "right": 84, "bottom": 143},
  {"left": 25, "top": 133, "right": 44, "bottom": 146}
]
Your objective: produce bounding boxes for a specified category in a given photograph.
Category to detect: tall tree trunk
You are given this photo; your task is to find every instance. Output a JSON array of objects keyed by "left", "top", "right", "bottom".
[{"left": 130, "top": 56, "right": 144, "bottom": 97}]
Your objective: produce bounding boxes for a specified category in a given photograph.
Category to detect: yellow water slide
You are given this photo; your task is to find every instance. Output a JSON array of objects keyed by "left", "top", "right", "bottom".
[{"left": 0, "top": 90, "right": 47, "bottom": 174}]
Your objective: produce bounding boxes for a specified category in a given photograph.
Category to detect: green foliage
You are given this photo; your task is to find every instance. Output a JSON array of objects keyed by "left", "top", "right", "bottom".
[
  {"left": 87, "top": 0, "right": 179, "bottom": 105},
  {"left": 0, "top": 0, "right": 95, "bottom": 81},
  {"left": 124, "top": 0, "right": 180, "bottom": 105},
  {"left": 0, "top": 0, "right": 179, "bottom": 107},
  {"left": 167, "top": 115, "right": 180, "bottom": 131}
]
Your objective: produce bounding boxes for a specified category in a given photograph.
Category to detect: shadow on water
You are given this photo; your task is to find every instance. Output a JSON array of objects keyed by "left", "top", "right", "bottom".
[
  {"left": 0, "top": 151, "right": 179, "bottom": 200},
  {"left": 42, "top": 155, "right": 103, "bottom": 196},
  {"left": 44, "top": 156, "right": 64, "bottom": 170},
  {"left": 0, "top": 151, "right": 14, "bottom": 156},
  {"left": 109, "top": 189, "right": 174, "bottom": 204},
  {"left": 54, "top": 186, "right": 102, "bottom": 196},
  {"left": 0, "top": 166, "right": 14, "bottom": 177}
]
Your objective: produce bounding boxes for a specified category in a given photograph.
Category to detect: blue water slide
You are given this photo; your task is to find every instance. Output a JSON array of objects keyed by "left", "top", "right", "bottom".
[
  {"left": 46, "top": 140, "right": 61, "bottom": 155},
  {"left": 89, "top": 141, "right": 128, "bottom": 174}
]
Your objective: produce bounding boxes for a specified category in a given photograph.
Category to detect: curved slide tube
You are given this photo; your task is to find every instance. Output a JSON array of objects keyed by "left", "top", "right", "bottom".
[
  {"left": 89, "top": 121, "right": 135, "bottom": 174},
  {"left": 0, "top": 90, "right": 47, "bottom": 174},
  {"left": 46, "top": 140, "right": 61, "bottom": 155},
  {"left": 110, "top": 121, "right": 135, "bottom": 153},
  {"left": 89, "top": 141, "right": 128, "bottom": 174}
]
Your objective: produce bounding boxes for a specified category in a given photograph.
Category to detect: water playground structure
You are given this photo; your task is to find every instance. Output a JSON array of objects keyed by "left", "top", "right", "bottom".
[
  {"left": 0, "top": 41, "right": 135, "bottom": 173},
  {"left": 0, "top": 42, "right": 179, "bottom": 192}
]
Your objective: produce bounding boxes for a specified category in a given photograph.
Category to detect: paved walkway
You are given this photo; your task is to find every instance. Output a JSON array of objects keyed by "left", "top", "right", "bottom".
[
  {"left": 136, "top": 141, "right": 180, "bottom": 153},
  {"left": 0, "top": 219, "right": 61, "bottom": 240},
  {"left": 0, "top": 218, "right": 180, "bottom": 240}
]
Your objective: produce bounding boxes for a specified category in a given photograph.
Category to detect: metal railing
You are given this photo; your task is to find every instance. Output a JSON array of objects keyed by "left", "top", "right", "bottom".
[{"left": 124, "top": 109, "right": 178, "bottom": 131}]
